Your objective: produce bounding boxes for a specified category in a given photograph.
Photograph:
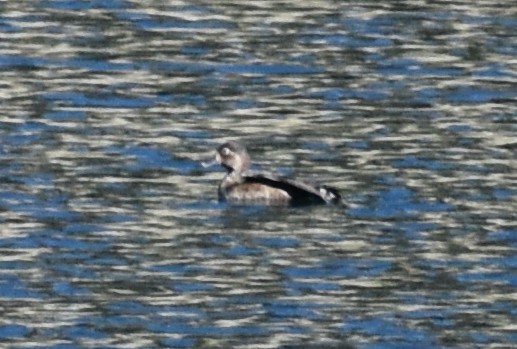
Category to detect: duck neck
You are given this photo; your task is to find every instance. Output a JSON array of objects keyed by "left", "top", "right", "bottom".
[{"left": 222, "top": 167, "right": 245, "bottom": 187}]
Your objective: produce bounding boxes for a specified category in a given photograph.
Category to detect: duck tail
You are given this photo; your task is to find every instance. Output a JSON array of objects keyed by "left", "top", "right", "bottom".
[{"left": 319, "top": 185, "right": 342, "bottom": 204}]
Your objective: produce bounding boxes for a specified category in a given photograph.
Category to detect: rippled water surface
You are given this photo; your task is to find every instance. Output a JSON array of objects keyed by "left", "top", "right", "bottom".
[{"left": 1, "top": 0, "right": 517, "bottom": 348}]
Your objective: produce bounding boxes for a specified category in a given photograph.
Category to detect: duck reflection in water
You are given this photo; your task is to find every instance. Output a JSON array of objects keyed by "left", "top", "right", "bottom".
[{"left": 203, "top": 141, "right": 341, "bottom": 206}]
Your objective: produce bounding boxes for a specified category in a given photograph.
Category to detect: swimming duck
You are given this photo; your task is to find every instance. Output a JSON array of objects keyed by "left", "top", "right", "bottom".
[{"left": 203, "top": 141, "right": 341, "bottom": 206}]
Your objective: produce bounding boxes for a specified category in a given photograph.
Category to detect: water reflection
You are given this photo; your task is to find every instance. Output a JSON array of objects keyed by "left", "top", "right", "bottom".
[{"left": 1, "top": 0, "right": 517, "bottom": 348}]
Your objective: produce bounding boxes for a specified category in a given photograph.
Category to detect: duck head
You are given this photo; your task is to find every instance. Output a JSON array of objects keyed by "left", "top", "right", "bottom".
[{"left": 203, "top": 141, "right": 251, "bottom": 174}]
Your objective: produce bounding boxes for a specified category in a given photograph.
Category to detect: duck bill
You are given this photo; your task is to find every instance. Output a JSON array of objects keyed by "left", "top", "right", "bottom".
[{"left": 201, "top": 152, "right": 221, "bottom": 168}]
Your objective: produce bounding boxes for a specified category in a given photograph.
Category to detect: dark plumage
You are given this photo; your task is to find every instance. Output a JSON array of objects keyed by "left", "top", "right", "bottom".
[{"left": 203, "top": 141, "right": 341, "bottom": 206}]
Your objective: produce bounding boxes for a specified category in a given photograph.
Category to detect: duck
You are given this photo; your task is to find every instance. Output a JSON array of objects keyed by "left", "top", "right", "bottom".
[{"left": 203, "top": 141, "right": 341, "bottom": 206}]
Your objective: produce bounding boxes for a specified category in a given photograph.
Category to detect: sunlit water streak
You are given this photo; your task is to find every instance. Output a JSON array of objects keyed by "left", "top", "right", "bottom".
[{"left": 1, "top": 0, "right": 516, "bottom": 348}]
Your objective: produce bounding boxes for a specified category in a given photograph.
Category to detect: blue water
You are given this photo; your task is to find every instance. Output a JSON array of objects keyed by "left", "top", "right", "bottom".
[{"left": 1, "top": 1, "right": 517, "bottom": 348}]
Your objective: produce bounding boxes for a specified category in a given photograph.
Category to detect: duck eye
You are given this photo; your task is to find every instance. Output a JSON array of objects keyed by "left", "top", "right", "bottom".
[{"left": 221, "top": 147, "right": 231, "bottom": 156}]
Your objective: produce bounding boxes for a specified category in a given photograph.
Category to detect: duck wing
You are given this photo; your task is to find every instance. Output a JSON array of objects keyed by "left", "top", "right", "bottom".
[{"left": 243, "top": 173, "right": 340, "bottom": 205}]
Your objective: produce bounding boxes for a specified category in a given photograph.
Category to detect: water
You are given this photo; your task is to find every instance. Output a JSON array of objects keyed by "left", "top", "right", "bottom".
[{"left": 1, "top": 0, "right": 516, "bottom": 348}]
